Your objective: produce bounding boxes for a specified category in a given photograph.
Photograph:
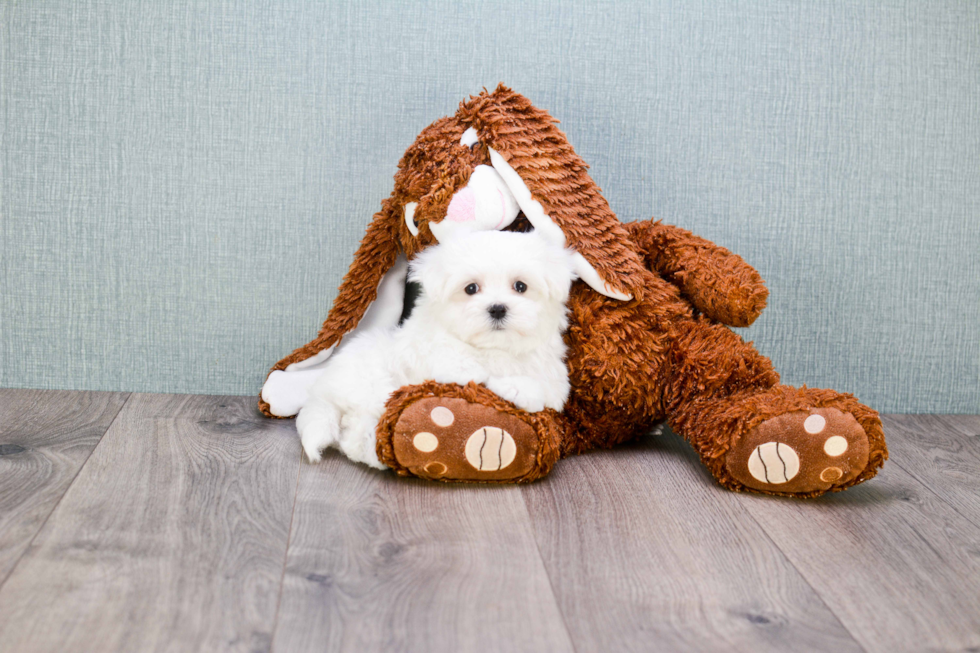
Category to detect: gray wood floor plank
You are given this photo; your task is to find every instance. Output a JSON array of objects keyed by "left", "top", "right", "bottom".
[
  {"left": 0, "top": 389, "right": 129, "bottom": 586},
  {"left": 739, "top": 428, "right": 980, "bottom": 652},
  {"left": 881, "top": 414, "right": 980, "bottom": 529},
  {"left": 3, "top": 392, "right": 975, "bottom": 652},
  {"left": 0, "top": 393, "right": 301, "bottom": 653},
  {"left": 884, "top": 414, "right": 980, "bottom": 439},
  {"left": 936, "top": 414, "right": 980, "bottom": 434},
  {"left": 521, "top": 428, "right": 863, "bottom": 653},
  {"left": 273, "top": 450, "right": 574, "bottom": 653}
]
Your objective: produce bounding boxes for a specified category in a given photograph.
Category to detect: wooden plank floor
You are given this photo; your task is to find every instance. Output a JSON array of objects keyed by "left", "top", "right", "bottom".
[{"left": 0, "top": 390, "right": 978, "bottom": 652}]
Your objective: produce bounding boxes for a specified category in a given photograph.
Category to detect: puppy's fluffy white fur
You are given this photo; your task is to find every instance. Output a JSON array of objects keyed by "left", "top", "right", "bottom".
[{"left": 297, "top": 230, "right": 576, "bottom": 467}]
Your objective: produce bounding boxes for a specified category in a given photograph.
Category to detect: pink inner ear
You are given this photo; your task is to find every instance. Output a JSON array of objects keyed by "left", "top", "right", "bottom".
[{"left": 446, "top": 187, "right": 476, "bottom": 223}]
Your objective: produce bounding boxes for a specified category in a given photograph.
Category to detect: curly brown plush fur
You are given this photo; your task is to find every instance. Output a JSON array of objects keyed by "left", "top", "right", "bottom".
[{"left": 261, "top": 85, "right": 888, "bottom": 497}]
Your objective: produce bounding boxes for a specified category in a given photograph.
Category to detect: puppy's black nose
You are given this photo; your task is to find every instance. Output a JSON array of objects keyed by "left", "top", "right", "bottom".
[{"left": 488, "top": 304, "right": 507, "bottom": 321}]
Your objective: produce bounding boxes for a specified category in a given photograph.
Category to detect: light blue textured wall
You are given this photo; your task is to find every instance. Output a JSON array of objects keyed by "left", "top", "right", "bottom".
[{"left": 1, "top": 0, "right": 978, "bottom": 413}]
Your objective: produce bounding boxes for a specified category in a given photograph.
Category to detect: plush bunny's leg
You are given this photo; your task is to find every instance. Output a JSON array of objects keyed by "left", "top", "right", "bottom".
[
  {"left": 663, "top": 317, "right": 887, "bottom": 497},
  {"left": 376, "top": 381, "right": 564, "bottom": 483}
]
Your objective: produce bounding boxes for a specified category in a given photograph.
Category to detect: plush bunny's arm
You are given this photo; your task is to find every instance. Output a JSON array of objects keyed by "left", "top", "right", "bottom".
[{"left": 626, "top": 220, "right": 768, "bottom": 327}]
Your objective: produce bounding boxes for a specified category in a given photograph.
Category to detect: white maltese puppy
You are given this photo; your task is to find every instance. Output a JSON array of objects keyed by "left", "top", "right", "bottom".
[{"left": 297, "top": 230, "right": 576, "bottom": 468}]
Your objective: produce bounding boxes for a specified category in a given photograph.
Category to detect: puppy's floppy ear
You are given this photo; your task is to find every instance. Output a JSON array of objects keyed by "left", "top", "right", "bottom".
[
  {"left": 457, "top": 85, "right": 645, "bottom": 301},
  {"left": 538, "top": 243, "right": 578, "bottom": 304},
  {"left": 407, "top": 246, "right": 450, "bottom": 303}
]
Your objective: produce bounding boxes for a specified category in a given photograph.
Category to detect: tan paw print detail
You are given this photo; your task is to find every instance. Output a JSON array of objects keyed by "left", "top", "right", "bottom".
[
  {"left": 726, "top": 408, "right": 871, "bottom": 494},
  {"left": 391, "top": 397, "right": 539, "bottom": 482},
  {"left": 464, "top": 427, "right": 518, "bottom": 471}
]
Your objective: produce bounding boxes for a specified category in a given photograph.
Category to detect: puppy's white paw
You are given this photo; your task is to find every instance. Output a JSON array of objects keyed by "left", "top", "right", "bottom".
[
  {"left": 486, "top": 376, "right": 547, "bottom": 413},
  {"left": 298, "top": 422, "right": 330, "bottom": 463},
  {"left": 302, "top": 443, "right": 323, "bottom": 463},
  {"left": 296, "top": 402, "right": 340, "bottom": 464},
  {"left": 343, "top": 436, "right": 386, "bottom": 470},
  {"left": 339, "top": 413, "right": 387, "bottom": 469}
]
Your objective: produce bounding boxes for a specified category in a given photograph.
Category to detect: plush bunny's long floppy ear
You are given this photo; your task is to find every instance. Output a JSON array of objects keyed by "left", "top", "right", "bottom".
[
  {"left": 259, "top": 200, "right": 405, "bottom": 417},
  {"left": 457, "top": 85, "right": 647, "bottom": 301}
]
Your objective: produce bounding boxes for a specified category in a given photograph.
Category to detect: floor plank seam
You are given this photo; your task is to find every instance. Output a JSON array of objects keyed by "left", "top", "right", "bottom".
[
  {"left": 888, "top": 458, "right": 980, "bottom": 531},
  {"left": 738, "top": 499, "right": 870, "bottom": 653},
  {"left": 269, "top": 448, "right": 304, "bottom": 651},
  {"left": 0, "top": 392, "right": 133, "bottom": 592},
  {"left": 518, "top": 488, "right": 579, "bottom": 653}
]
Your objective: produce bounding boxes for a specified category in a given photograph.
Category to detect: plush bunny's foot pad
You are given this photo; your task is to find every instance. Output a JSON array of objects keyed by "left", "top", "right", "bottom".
[
  {"left": 377, "top": 382, "right": 562, "bottom": 483},
  {"left": 725, "top": 407, "right": 871, "bottom": 496}
]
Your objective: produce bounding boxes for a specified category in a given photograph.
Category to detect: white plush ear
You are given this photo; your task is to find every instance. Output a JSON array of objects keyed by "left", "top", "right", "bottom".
[
  {"left": 488, "top": 147, "right": 632, "bottom": 301},
  {"left": 460, "top": 127, "right": 480, "bottom": 148},
  {"left": 261, "top": 367, "right": 327, "bottom": 418},
  {"left": 404, "top": 202, "right": 419, "bottom": 237}
]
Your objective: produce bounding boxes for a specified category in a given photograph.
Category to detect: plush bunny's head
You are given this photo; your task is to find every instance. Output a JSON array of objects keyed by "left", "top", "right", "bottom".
[{"left": 385, "top": 86, "right": 644, "bottom": 298}]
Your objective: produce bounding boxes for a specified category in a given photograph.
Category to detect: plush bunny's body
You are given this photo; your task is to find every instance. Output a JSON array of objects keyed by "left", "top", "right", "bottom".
[{"left": 261, "top": 86, "right": 887, "bottom": 497}]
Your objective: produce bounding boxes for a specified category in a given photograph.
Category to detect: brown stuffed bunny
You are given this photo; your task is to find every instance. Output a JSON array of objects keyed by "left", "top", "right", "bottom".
[{"left": 260, "top": 85, "right": 887, "bottom": 498}]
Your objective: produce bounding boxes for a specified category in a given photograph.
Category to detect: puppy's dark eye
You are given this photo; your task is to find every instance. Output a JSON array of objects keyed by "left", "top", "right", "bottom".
[
  {"left": 514, "top": 281, "right": 527, "bottom": 293},
  {"left": 465, "top": 283, "right": 479, "bottom": 295}
]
